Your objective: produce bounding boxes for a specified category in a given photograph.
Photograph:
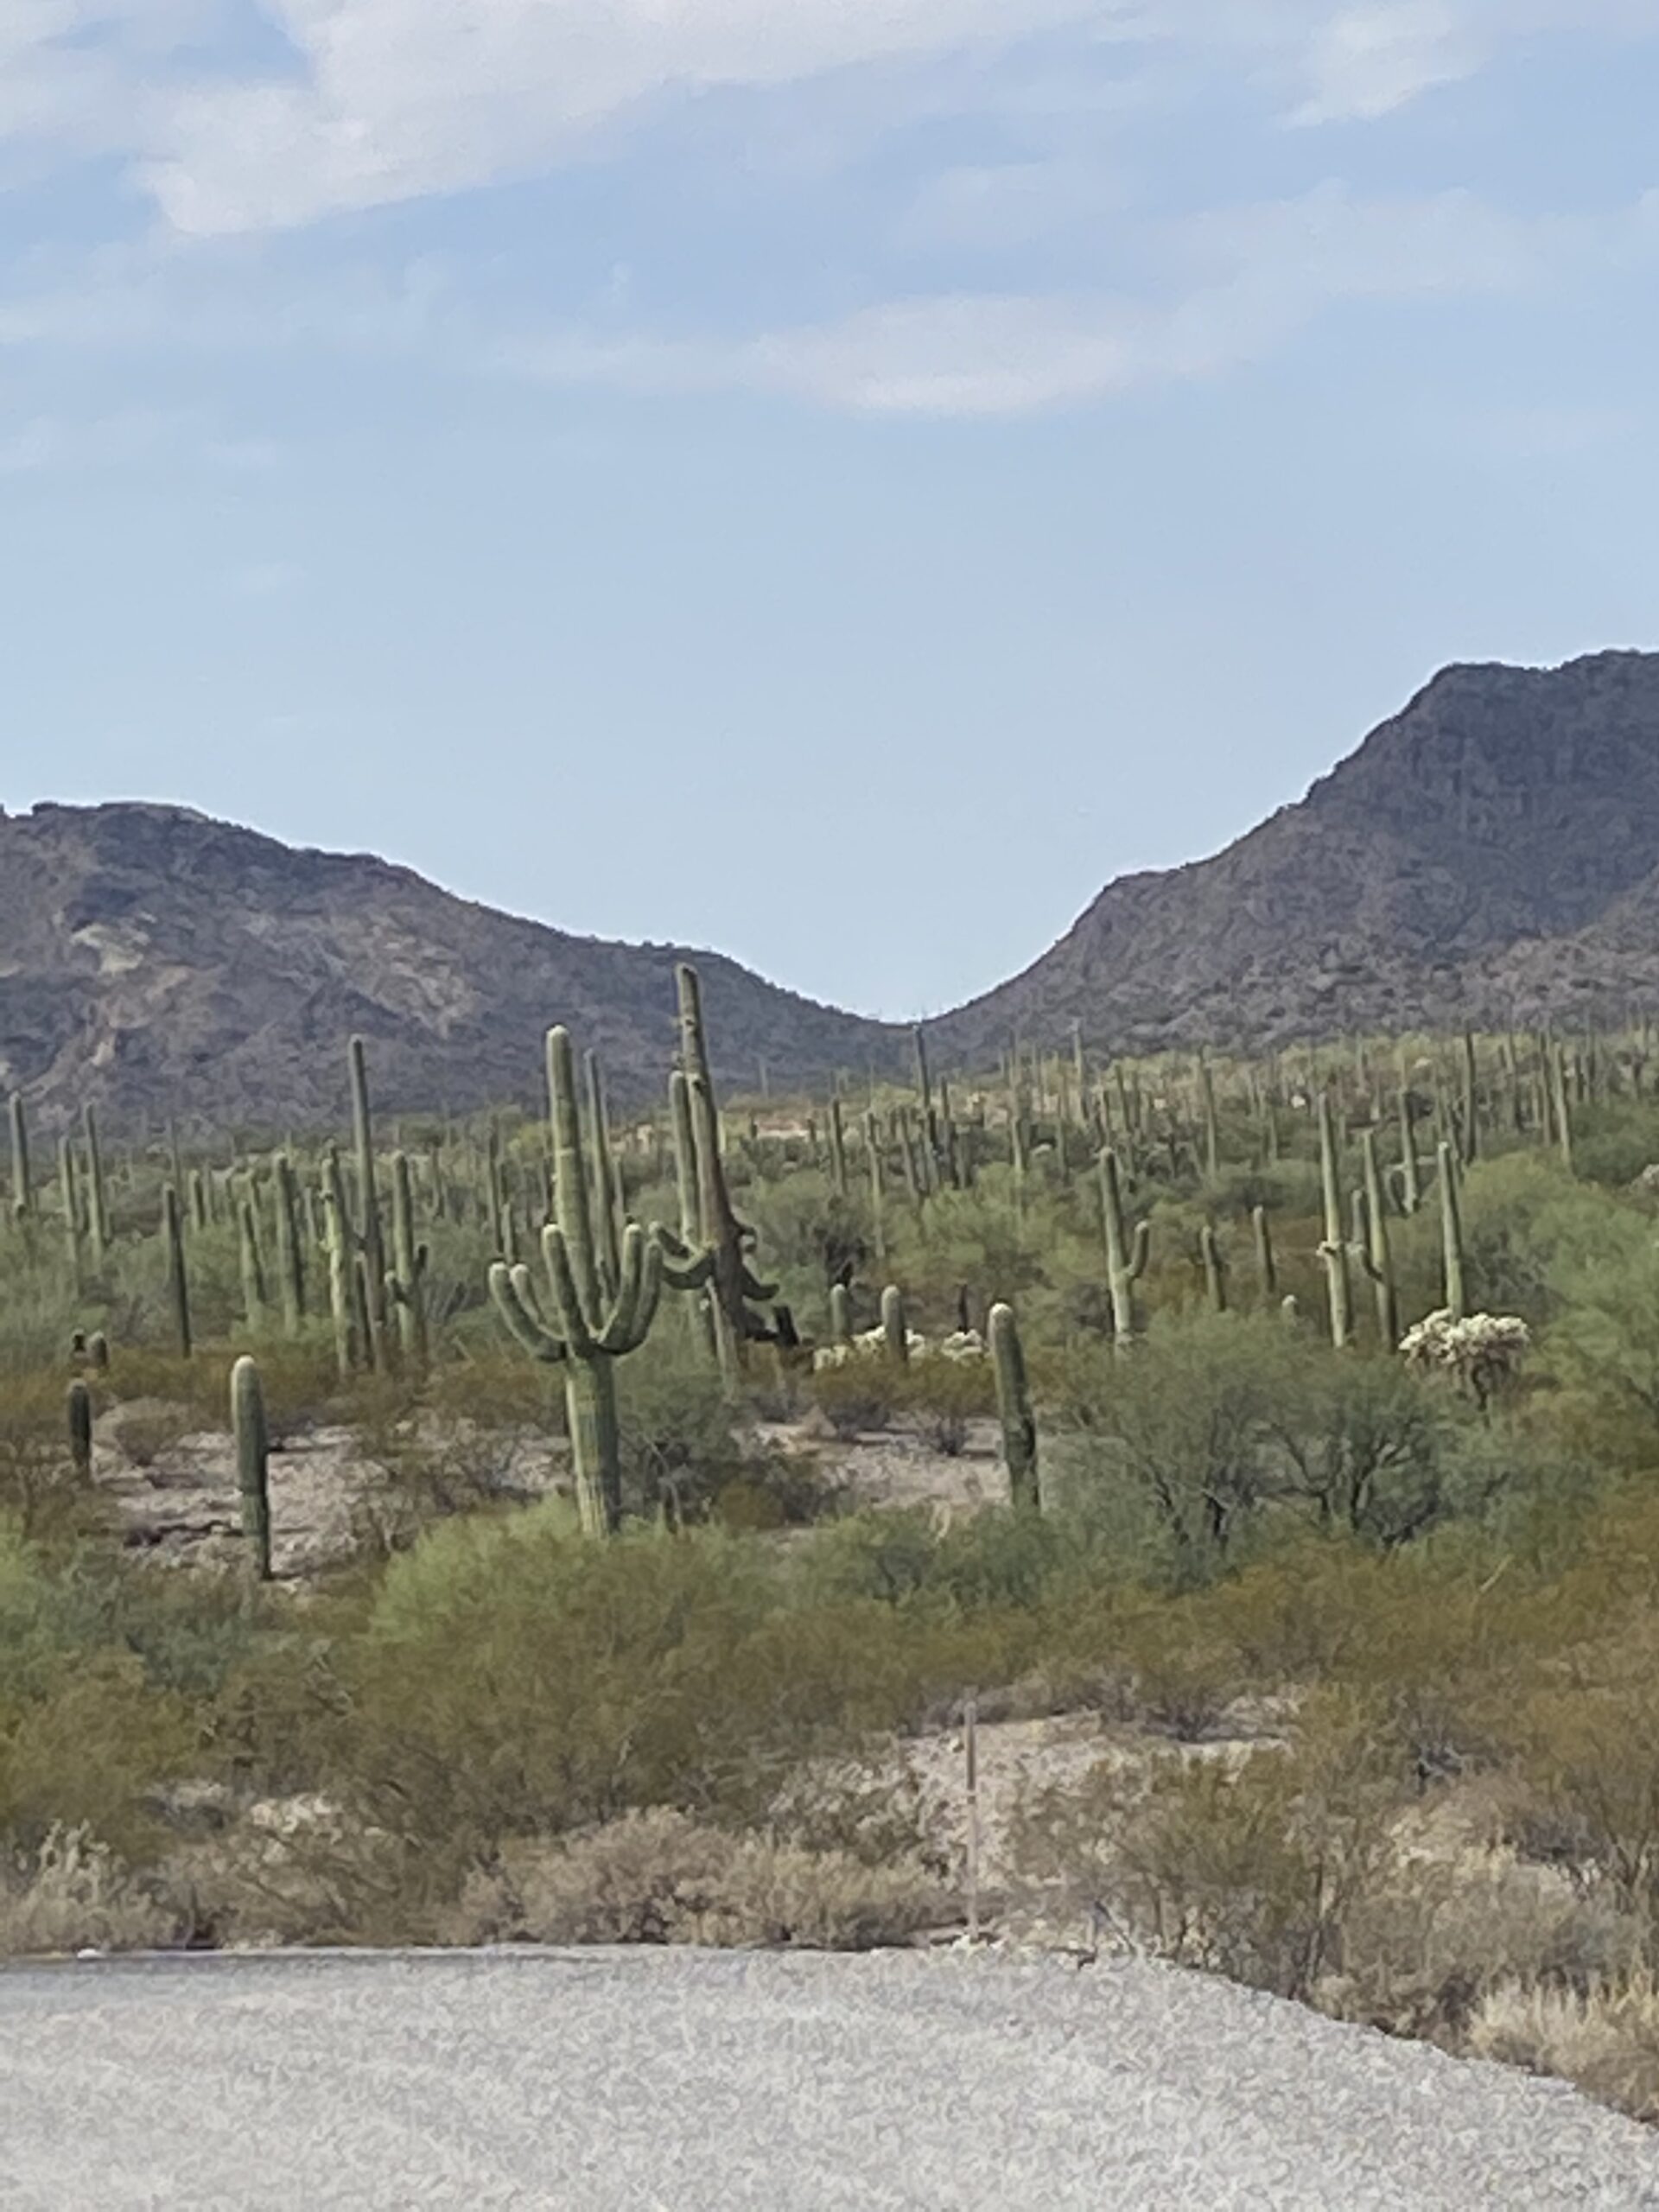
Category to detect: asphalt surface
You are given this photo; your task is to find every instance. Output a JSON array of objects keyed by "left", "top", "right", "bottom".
[{"left": 3, "top": 1947, "right": 1657, "bottom": 2209}]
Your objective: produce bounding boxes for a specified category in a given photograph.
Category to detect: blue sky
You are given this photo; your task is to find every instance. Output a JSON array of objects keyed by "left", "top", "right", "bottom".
[{"left": 3, "top": 4, "right": 1657, "bottom": 1019}]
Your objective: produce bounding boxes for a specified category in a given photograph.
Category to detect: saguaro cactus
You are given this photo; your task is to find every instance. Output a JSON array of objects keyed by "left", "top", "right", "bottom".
[
  {"left": 988, "top": 1301, "right": 1039, "bottom": 1511},
  {"left": 489, "top": 1027, "right": 666, "bottom": 1535},
  {"left": 82, "top": 1104, "right": 110, "bottom": 1262},
  {"left": 1198, "top": 1054, "right": 1220, "bottom": 1180},
  {"left": 67, "top": 1379, "right": 92, "bottom": 1477},
  {"left": 162, "top": 1183, "right": 192, "bottom": 1359},
  {"left": 829, "top": 1280, "right": 854, "bottom": 1346},
  {"left": 321, "top": 1148, "right": 357, "bottom": 1377},
  {"left": 826, "top": 1096, "right": 849, "bottom": 1197},
  {"left": 657, "top": 963, "right": 777, "bottom": 1387},
  {"left": 58, "top": 1136, "right": 84, "bottom": 1288},
  {"left": 349, "top": 1035, "right": 388, "bottom": 1344},
  {"left": 237, "top": 1188, "right": 268, "bottom": 1331},
  {"left": 1437, "top": 1140, "right": 1467, "bottom": 1322},
  {"left": 1098, "top": 1147, "right": 1150, "bottom": 1344},
  {"left": 9, "top": 1093, "right": 32, "bottom": 1220},
  {"left": 387, "top": 1150, "right": 429, "bottom": 1369},
  {"left": 1357, "top": 1128, "right": 1400, "bottom": 1348},
  {"left": 231, "top": 1355, "right": 271, "bottom": 1580},
  {"left": 1251, "top": 1205, "right": 1277, "bottom": 1301},
  {"left": 1317, "top": 1089, "right": 1352, "bottom": 1350},
  {"left": 273, "top": 1153, "right": 307, "bottom": 1336},
  {"left": 1199, "top": 1223, "right": 1228, "bottom": 1313},
  {"left": 880, "top": 1282, "right": 909, "bottom": 1363}
]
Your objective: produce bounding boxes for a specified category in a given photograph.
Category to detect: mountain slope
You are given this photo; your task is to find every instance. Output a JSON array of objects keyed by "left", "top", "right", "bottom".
[
  {"left": 0, "top": 804, "right": 904, "bottom": 1129},
  {"left": 8, "top": 648, "right": 1659, "bottom": 1129},
  {"left": 929, "top": 649, "right": 1659, "bottom": 1062}
]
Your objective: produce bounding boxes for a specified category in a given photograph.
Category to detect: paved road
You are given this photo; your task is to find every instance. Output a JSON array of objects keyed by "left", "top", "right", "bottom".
[{"left": 3, "top": 1947, "right": 1656, "bottom": 2209}]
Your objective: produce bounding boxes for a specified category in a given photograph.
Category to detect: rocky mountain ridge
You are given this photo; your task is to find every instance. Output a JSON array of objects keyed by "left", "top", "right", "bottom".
[{"left": 5, "top": 647, "right": 1659, "bottom": 1128}]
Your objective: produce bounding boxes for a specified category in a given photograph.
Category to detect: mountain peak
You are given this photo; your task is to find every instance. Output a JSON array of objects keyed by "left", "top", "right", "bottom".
[{"left": 931, "top": 647, "right": 1659, "bottom": 1061}]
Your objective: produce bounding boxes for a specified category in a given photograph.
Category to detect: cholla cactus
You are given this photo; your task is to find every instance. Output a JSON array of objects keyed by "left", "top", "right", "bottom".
[
  {"left": 1400, "top": 1309, "right": 1530, "bottom": 1408},
  {"left": 813, "top": 1323, "right": 933, "bottom": 1372},
  {"left": 925, "top": 1331, "right": 987, "bottom": 1363}
]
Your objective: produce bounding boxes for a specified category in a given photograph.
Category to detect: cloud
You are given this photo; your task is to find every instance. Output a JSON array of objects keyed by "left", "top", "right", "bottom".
[
  {"left": 494, "top": 183, "right": 1659, "bottom": 416},
  {"left": 1292, "top": 2, "right": 1480, "bottom": 122},
  {"left": 1291, "top": 0, "right": 1659, "bottom": 124},
  {"left": 3, "top": 2, "right": 1649, "bottom": 238},
  {"left": 137, "top": 0, "right": 1114, "bottom": 236}
]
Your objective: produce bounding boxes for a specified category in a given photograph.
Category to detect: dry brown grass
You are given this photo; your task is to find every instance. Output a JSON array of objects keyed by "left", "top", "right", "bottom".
[
  {"left": 1470, "top": 1976, "right": 1659, "bottom": 2123},
  {"left": 442, "top": 1807, "right": 950, "bottom": 1950},
  {"left": 0, "top": 1825, "right": 181, "bottom": 1956}
]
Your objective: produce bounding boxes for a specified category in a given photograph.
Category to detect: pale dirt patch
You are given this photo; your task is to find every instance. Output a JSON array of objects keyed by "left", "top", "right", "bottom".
[
  {"left": 88, "top": 1416, "right": 567, "bottom": 1579},
  {"left": 753, "top": 1414, "right": 1007, "bottom": 1516}
]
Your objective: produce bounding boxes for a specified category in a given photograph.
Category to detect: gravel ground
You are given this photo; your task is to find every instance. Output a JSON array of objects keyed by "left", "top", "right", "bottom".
[{"left": 3, "top": 1947, "right": 1657, "bottom": 2209}]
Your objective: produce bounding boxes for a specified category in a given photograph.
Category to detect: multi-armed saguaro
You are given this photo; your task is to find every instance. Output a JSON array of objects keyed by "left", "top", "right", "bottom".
[
  {"left": 655, "top": 961, "right": 777, "bottom": 1388},
  {"left": 489, "top": 1026, "right": 665, "bottom": 1536}
]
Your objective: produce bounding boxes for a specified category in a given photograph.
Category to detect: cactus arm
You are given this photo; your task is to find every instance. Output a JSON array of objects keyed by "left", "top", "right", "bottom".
[
  {"left": 601, "top": 1224, "right": 664, "bottom": 1354},
  {"left": 539, "top": 1225, "right": 599, "bottom": 1358},
  {"left": 546, "top": 1027, "right": 603, "bottom": 1330},
  {"left": 652, "top": 1225, "right": 717, "bottom": 1292},
  {"left": 1128, "top": 1219, "right": 1151, "bottom": 1283},
  {"left": 488, "top": 1259, "right": 566, "bottom": 1363}
]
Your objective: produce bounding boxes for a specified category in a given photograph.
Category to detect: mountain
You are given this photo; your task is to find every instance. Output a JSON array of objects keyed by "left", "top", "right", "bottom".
[
  {"left": 7, "top": 648, "right": 1659, "bottom": 1130},
  {"left": 929, "top": 648, "right": 1659, "bottom": 1064},
  {"left": 0, "top": 804, "right": 904, "bottom": 1131}
]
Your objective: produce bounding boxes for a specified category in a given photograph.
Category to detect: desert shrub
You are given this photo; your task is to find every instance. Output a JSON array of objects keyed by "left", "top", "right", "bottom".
[
  {"left": 796, "top": 1509, "right": 942, "bottom": 1607},
  {"left": 708, "top": 1442, "right": 843, "bottom": 1532},
  {"left": 1509, "top": 1643, "right": 1659, "bottom": 1922},
  {"left": 1329, "top": 1847, "right": 1639, "bottom": 2040},
  {"left": 1469, "top": 1976, "right": 1659, "bottom": 2122},
  {"left": 442, "top": 1807, "right": 947, "bottom": 1950},
  {"left": 0, "top": 1375, "right": 95, "bottom": 1538},
  {"left": 765, "top": 1746, "right": 950, "bottom": 1875},
  {"left": 1052, "top": 1312, "right": 1310, "bottom": 1583},
  {"left": 0, "top": 1824, "right": 181, "bottom": 1957},
  {"left": 0, "top": 1651, "right": 200, "bottom": 1859},
  {"left": 1012, "top": 1689, "right": 1408, "bottom": 2000},
  {"left": 616, "top": 1341, "right": 747, "bottom": 1519},
  {"left": 165, "top": 1793, "right": 415, "bottom": 1948},
  {"left": 336, "top": 1512, "right": 981, "bottom": 1872},
  {"left": 423, "top": 1348, "right": 562, "bottom": 1436},
  {"left": 895, "top": 1356, "right": 996, "bottom": 1456},
  {"left": 808, "top": 1358, "right": 909, "bottom": 1438}
]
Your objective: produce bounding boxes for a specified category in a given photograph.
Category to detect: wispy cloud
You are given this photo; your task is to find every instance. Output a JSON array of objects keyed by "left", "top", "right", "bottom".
[
  {"left": 0, "top": 3, "right": 1654, "bottom": 425},
  {"left": 497, "top": 184, "right": 1659, "bottom": 416},
  {"left": 3, "top": 3, "right": 1654, "bottom": 235}
]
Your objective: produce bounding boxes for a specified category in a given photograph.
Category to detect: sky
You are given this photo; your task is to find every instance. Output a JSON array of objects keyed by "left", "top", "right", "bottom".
[{"left": 3, "top": 5, "right": 1658, "bottom": 1020}]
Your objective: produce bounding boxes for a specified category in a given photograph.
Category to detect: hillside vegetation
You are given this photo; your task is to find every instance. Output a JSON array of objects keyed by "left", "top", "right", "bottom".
[{"left": 8, "top": 978, "right": 1659, "bottom": 2122}]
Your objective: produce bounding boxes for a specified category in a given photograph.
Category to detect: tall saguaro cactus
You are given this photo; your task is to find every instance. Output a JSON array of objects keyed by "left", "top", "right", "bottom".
[
  {"left": 82, "top": 1104, "right": 110, "bottom": 1261},
  {"left": 348, "top": 1035, "right": 387, "bottom": 1347},
  {"left": 988, "top": 1301, "right": 1039, "bottom": 1512},
  {"left": 387, "top": 1150, "right": 429, "bottom": 1369},
  {"left": 273, "top": 1153, "right": 307, "bottom": 1337},
  {"left": 1098, "top": 1147, "right": 1150, "bottom": 1344},
  {"left": 1437, "top": 1140, "right": 1467, "bottom": 1322},
  {"left": 162, "top": 1183, "right": 192, "bottom": 1359},
  {"left": 1357, "top": 1128, "right": 1400, "bottom": 1348},
  {"left": 321, "top": 1148, "right": 357, "bottom": 1377},
  {"left": 1316, "top": 1088, "right": 1352, "bottom": 1350},
  {"left": 489, "top": 1027, "right": 666, "bottom": 1535},
  {"left": 231, "top": 1355, "right": 272, "bottom": 1581},
  {"left": 658, "top": 963, "right": 777, "bottom": 1387},
  {"left": 8, "top": 1093, "right": 32, "bottom": 1220}
]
